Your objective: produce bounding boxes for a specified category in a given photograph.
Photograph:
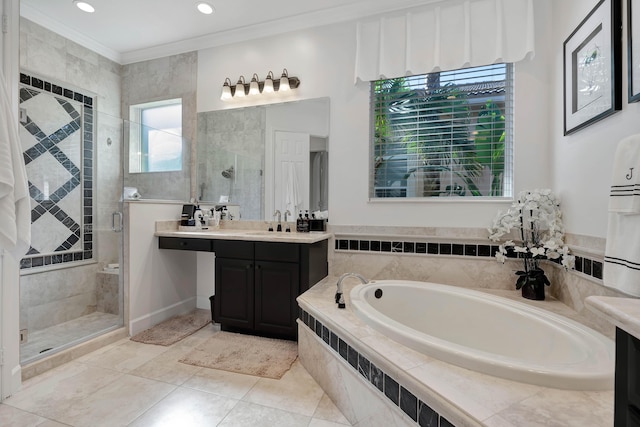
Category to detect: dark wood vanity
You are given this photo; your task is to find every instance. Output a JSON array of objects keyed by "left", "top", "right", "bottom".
[{"left": 158, "top": 232, "right": 329, "bottom": 340}]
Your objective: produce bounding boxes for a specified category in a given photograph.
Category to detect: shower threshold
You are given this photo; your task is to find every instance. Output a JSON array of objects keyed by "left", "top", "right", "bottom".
[{"left": 20, "top": 312, "right": 121, "bottom": 364}]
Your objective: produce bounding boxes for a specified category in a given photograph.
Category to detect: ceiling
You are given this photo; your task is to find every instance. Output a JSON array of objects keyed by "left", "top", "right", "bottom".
[{"left": 20, "top": 0, "right": 432, "bottom": 65}]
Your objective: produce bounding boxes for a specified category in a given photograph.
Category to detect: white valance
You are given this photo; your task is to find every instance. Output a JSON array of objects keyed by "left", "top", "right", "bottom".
[{"left": 354, "top": 0, "right": 535, "bottom": 83}]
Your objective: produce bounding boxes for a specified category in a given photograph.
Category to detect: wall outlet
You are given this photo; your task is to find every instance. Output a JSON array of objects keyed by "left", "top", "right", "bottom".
[{"left": 19, "top": 329, "right": 28, "bottom": 343}]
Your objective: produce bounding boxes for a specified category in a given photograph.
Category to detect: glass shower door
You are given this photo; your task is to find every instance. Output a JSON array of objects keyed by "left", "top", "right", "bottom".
[{"left": 17, "top": 74, "right": 124, "bottom": 364}]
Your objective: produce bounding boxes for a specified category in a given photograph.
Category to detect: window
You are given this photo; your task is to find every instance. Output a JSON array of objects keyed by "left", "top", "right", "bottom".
[
  {"left": 371, "top": 64, "right": 513, "bottom": 199},
  {"left": 129, "top": 99, "right": 183, "bottom": 173}
]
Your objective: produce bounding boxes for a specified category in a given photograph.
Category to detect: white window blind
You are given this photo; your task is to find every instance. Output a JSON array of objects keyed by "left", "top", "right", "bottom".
[{"left": 371, "top": 63, "right": 513, "bottom": 199}]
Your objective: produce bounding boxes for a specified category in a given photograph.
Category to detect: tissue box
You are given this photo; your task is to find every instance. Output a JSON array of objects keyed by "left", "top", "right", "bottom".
[{"left": 309, "top": 219, "right": 327, "bottom": 232}]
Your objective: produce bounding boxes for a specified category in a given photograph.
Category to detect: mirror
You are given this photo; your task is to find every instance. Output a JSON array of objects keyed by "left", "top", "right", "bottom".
[{"left": 196, "top": 98, "right": 329, "bottom": 221}]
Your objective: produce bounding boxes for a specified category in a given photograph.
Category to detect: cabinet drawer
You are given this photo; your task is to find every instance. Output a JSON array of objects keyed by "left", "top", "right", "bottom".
[
  {"left": 159, "top": 237, "right": 212, "bottom": 251},
  {"left": 214, "top": 240, "right": 254, "bottom": 259},
  {"left": 255, "top": 242, "right": 299, "bottom": 263}
]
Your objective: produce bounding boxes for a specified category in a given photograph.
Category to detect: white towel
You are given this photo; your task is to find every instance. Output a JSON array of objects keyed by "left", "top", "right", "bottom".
[
  {"left": 608, "top": 134, "right": 640, "bottom": 213},
  {"left": 0, "top": 71, "right": 31, "bottom": 258},
  {"left": 284, "top": 162, "right": 300, "bottom": 215},
  {"left": 604, "top": 134, "right": 640, "bottom": 296}
]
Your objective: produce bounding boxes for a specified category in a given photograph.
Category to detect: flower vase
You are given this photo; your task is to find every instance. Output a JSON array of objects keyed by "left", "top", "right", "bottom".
[{"left": 520, "top": 278, "right": 546, "bottom": 300}]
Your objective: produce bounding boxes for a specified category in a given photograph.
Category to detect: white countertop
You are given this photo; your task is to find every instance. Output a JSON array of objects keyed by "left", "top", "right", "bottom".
[
  {"left": 586, "top": 296, "right": 640, "bottom": 340},
  {"left": 154, "top": 221, "right": 331, "bottom": 244}
]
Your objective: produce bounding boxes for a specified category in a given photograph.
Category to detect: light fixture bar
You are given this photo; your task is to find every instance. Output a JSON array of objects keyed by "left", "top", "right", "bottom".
[{"left": 220, "top": 69, "right": 300, "bottom": 101}]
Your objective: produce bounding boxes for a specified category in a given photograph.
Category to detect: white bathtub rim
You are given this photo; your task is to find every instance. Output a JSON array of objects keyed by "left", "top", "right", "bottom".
[{"left": 350, "top": 280, "right": 615, "bottom": 391}]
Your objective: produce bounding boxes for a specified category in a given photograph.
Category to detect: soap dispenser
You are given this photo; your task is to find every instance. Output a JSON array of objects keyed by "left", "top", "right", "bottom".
[
  {"left": 296, "top": 211, "right": 304, "bottom": 232},
  {"left": 302, "top": 210, "right": 310, "bottom": 233}
]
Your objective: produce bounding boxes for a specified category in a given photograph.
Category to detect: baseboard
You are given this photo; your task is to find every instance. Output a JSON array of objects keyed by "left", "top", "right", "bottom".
[
  {"left": 196, "top": 295, "right": 212, "bottom": 310},
  {"left": 129, "top": 297, "right": 196, "bottom": 336}
]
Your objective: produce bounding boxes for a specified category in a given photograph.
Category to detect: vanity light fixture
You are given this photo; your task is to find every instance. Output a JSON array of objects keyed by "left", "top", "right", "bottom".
[
  {"left": 234, "top": 76, "right": 247, "bottom": 98},
  {"left": 263, "top": 71, "right": 275, "bottom": 94},
  {"left": 220, "top": 78, "right": 233, "bottom": 100},
  {"left": 248, "top": 74, "right": 261, "bottom": 96},
  {"left": 73, "top": 0, "right": 95, "bottom": 13},
  {"left": 196, "top": 2, "right": 214, "bottom": 15},
  {"left": 279, "top": 69, "right": 290, "bottom": 91},
  {"left": 219, "top": 69, "right": 300, "bottom": 101}
]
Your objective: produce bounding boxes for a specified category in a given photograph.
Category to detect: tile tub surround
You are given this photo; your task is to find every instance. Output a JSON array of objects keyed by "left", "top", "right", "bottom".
[
  {"left": 328, "top": 226, "right": 626, "bottom": 340},
  {"left": 297, "top": 276, "right": 615, "bottom": 427}
]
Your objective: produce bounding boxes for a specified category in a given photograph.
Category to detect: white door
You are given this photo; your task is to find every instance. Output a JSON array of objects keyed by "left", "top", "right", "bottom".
[{"left": 273, "top": 131, "right": 310, "bottom": 219}]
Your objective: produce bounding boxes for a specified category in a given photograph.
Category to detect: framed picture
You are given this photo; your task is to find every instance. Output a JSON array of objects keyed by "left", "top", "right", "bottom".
[
  {"left": 563, "top": 0, "right": 622, "bottom": 135},
  {"left": 629, "top": 0, "right": 640, "bottom": 102}
]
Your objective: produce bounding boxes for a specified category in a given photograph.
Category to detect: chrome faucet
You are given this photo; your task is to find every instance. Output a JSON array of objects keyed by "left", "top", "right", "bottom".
[
  {"left": 284, "top": 210, "right": 291, "bottom": 232},
  {"left": 273, "top": 210, "right": 282, "bottom": 231},
  {"left": 335, "top": 272, "right": 368, "bottom": 309}
]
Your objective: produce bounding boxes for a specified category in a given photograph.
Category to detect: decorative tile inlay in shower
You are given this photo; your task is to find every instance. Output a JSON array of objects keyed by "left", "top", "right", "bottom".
[{"left": 19, "top": 73, "right": 95, "bottom": 270}]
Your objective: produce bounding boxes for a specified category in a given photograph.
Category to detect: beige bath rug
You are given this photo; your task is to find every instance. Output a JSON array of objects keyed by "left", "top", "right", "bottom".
[
  {"left": 130, "top": 309, "right": 211, "bottom": 346},
  {"left": 178, "top": 331, "right": 298, "bottom": 379}
]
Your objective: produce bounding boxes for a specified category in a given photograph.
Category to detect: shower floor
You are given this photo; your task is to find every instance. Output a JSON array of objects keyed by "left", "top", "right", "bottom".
[{"left": 20, "top": 312, "right": 121, "bottom": 364}]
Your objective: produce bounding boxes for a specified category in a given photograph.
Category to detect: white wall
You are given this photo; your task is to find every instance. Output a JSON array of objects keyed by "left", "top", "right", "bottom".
[
  {"left": 1, "top": 0, "right": 22, "bottom": 401},
  {"left": 197, "top": 2, "right": 554, "bottom": 229},
  {"left": 550, "top": 0, "right": 640, "bottom": 238},
  {"left": 126, "top": 202, "right": 197, "bottom": 335}
]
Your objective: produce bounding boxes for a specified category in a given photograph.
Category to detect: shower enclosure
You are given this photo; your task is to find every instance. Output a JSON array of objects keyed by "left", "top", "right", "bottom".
[{"left": 17, "top": 73, "right": 125, "bottom": 364}]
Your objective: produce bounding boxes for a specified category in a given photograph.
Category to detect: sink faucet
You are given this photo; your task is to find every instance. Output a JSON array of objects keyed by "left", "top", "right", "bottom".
[
  {"left": 273, "top": 210, "right": 282, "bottom": 231},
  {"left": 335, "top": 272, "right": 369, "bottom": 309},
  {"left": 284, "top": 210, "right": 291, "bottom": 232}
]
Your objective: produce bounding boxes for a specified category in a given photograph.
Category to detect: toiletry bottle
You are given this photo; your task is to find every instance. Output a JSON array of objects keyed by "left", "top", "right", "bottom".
[
  {"left": 303, "top": 210, "right": 310, "bottom": 232},
  {"left": 296, "top": 211, "right": 303, "bottom": 232}
]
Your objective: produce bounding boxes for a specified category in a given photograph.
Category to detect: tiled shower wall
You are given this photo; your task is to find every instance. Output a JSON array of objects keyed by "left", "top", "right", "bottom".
[
  {"left": 328, "top": 225, "right": 625, "bottom": 339},
  {"left": 19, "top": 18, "right": 122, "bottom": 332},
  {"left": 121, "top": 52, "right": 197, "bottom": 201}
]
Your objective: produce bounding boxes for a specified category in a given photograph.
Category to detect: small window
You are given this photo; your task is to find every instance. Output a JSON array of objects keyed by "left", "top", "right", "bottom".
[
  {"left": 370, "top": 64, "right": 513, "bottom": 199},
  {"left": 129, "top": 99, "right": 183, "bottom": 173}
]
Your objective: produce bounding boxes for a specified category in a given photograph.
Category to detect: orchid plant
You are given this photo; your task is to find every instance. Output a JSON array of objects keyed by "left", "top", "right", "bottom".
[{"left": 488, "top": 189, "right": 575, "bottom": 291}]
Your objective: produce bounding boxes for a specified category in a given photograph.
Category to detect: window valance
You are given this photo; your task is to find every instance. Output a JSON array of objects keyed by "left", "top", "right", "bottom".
[{"left": 354, "top": 0, "right": 534, "bottom": 83}]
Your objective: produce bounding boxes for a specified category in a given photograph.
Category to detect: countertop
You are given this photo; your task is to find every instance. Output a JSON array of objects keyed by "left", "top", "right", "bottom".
[
  {"left": 154, "top": 220, "right": 332, "bottom": 244},
  {"left": 586, "top": 295, "right": 640, "bottom": 340}
]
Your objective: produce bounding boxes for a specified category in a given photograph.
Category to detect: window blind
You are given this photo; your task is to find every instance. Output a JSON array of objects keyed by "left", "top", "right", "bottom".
[{"left": 371, "top": 63, "right": 513, "bottom": 199}]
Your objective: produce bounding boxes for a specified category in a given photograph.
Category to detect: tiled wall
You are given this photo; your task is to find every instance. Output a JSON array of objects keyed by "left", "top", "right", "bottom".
[
  {"left": 328, "top": 226, "right": 625, "bottom": 339},
  {"left": 196, "top": 108, "right": 265, "bottom": 219},
  {"left": 121, "top": 52, "right": 197, "bottom": 201},
  {"left": 19, "top": 18, "right": 123, "bottom": 333},
  {"left": 19, "top": 72, "right": 95, "bottom": 270},
  {"left": 299, "top": 309, "right": 456, "bottom": 427}
]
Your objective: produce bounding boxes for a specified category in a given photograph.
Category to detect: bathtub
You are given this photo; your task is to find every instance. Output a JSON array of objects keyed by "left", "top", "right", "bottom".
[{"left": 349, "top": 280, "right": 615, "bottom": 390}]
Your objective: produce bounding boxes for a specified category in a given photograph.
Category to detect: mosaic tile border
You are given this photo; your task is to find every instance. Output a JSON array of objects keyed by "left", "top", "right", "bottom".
[
  {"left": 299, "top": 307, "right": 456, "bottom": 427},
  {"left": 334, "top": 236, "right": 604, "bottom": 283},
  {"left": 19, "top": 72, "right": 94, "bottom": 270}
]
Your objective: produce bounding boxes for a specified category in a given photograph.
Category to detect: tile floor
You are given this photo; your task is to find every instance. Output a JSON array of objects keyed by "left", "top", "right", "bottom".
[
  {"left": 20, "top": 312, "right": 121, "bottom": 363},
  {"left": 1, "top": 323, "right": 352, "bottom": 427}
]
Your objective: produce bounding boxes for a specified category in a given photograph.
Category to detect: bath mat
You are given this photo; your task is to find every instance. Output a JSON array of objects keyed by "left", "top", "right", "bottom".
[
  {"left": 130, "top": 309, "right": 211, "bottom": 346},
  {"left": 178, "top": 331, "right": 298, "bottom": 379}
]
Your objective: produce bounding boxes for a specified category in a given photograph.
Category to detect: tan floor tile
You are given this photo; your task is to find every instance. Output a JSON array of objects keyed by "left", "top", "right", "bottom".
[
  {"left": 0, "top": 403, "right": 67, "bottom": 426},
  {"left": 182, "top": 366, "right": 260, "bottom": 399},
  {"left": 78, "top": 339, "right": 169, "bottom": 372},
  {"left": 242, "top": 360, "right": 325, "bottom": 417},
  {"left": 52, "top": 374, "right": 176, "bottom": 426},
  {"left": 218, "top": 401, "right": 311, "bottom": 427},
  {"left": 129, "top": 386, "right": 239, "bottom": 426}
]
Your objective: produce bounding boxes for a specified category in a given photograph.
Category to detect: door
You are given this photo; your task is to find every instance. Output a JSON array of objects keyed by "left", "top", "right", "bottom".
[
  {"left": 273, "top": 131, "right": 310, "bottom": 217},
  {"left": 214, "top": 257, "right": 255, "bottom": 329},
  {"left": 254, "top": 260, "right": 299, "bottom": 337}
]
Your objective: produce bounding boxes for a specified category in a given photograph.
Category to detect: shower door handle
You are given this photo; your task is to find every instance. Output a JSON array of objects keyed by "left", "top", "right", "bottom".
[{"left": 112, "top": 211, "right": 123, "bottom": 232}]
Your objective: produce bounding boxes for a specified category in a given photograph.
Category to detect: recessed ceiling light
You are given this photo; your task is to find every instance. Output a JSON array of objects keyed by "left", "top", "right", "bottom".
[
  {"left": 73, "top": 1, "right": 95, "bottom": 13},
  {"left": 196, "top": 2, "right": 214, "bottom": 15}
]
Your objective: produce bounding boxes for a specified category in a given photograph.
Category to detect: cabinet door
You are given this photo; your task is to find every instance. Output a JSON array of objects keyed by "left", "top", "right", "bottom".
[
  {"left": 214, "top": 258, "right": 254, "bottom": 329},
  {"left": 254, "top": 260, "right": 299, "bottom": 337}
]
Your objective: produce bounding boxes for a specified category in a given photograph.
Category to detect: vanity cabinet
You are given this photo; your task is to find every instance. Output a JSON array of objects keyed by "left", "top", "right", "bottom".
[{"left": 212, "top": 239, "right": 327, "bottom": 340}]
